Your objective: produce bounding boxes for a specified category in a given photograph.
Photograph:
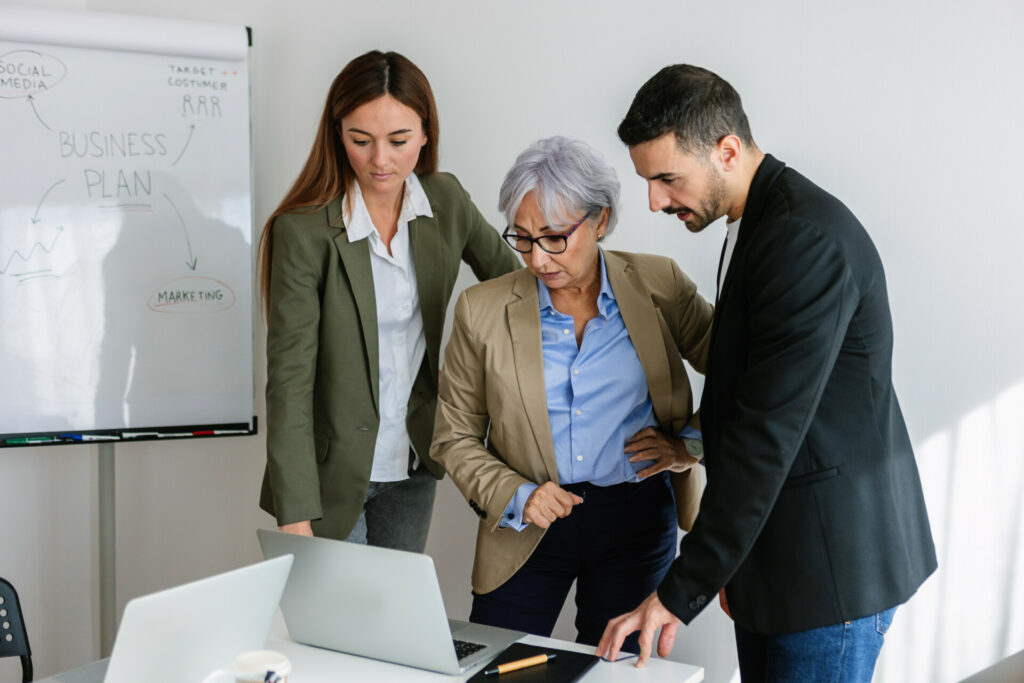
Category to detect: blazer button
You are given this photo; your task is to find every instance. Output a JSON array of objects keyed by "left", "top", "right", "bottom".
[
  {"left": 688, "top": 601, "right": 698, "bottom": 611},
  {"left": 696, "top": 595, "right": 707, "bottom": 606}
]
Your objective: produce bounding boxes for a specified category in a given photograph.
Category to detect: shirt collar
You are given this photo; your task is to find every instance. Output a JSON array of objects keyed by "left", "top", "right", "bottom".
[
  {"left": 344, "top": 172, "right": 433, "bottom": 243},
  {"left": 537, "top": 248, "right": 616, "bottom": 317}
]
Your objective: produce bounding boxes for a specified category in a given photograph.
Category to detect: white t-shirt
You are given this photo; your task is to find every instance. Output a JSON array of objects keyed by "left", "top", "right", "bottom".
[{"left": 719, "top": 216, "right": 742, "bottom": 298}]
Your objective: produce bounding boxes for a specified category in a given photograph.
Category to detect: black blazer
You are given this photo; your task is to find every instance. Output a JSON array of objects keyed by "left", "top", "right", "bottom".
[{"left": 658, "top": 154, "right": 937, "bottom": 635}]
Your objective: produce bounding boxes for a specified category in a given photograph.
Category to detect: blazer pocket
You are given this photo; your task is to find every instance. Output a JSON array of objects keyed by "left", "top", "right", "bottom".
[
  {"left": 782, "top": 466, "right": 839, "bottom": 490},
  {"left": 314, "top": 432, "right": 330, "bottom": 463}
]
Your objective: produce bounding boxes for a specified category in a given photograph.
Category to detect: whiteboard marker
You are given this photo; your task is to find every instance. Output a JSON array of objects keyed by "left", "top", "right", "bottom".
[
  {"left": 61, "top": 433, "right": 120, "bottom": 442},
  {"left": 6, "top": 436, "right": 61, "bottom": 445}
]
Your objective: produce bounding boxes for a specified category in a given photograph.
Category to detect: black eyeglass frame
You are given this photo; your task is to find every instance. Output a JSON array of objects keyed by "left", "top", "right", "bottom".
[{"left": 501, "top": 211, "right": 593, "bottom": 254}]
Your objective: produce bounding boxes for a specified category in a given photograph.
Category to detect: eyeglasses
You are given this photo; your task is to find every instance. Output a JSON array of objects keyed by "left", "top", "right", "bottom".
[{"left": 502, "top": 212, "right": 592, "bottom": 254}]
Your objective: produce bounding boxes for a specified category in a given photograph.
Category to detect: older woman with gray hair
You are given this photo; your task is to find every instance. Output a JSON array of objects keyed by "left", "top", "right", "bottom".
[{"left": 430, "top": 136, "right": 713, "bottom": 651}]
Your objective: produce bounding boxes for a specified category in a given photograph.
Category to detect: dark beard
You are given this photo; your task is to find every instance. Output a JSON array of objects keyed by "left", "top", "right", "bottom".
[{"left": 662, "top": 168, "right": 727, "bottom": 232}]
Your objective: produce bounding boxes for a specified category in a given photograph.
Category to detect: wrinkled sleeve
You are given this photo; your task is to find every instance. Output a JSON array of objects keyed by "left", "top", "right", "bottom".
[{"left": 264, "top": 214, "right": 324, "bottom": 525}]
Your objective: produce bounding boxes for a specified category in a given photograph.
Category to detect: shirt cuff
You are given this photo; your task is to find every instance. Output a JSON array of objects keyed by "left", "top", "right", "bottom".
[
  {"left": 678, "top": 426, "right": 702, "bottom": 439},
  {"left": 498, "top": 482, "right": 538, "bottom": 532}
]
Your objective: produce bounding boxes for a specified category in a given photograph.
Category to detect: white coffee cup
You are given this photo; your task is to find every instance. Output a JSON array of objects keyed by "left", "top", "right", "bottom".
[{"left": 200, "top": 650, "right": 292, "bottom": 683}]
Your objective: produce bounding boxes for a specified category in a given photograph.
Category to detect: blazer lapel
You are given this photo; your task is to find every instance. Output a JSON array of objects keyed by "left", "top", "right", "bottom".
[
  {"left": 507, "top": 271, "right": 559, "bottom": 484},
  {"left": 328, "top": 198, "right": 381, "bottom": 414},
  {"left": 604, "top": 251, "right": 674, "bottom": 428},
  {"left": 709, "top": 154, "right": 787, "bottom": 351},
  {"left": 704, "top": 155, "right": 787, "bottom": 441},
  {"left": 409, "top": 212, "right": 445, "bottom": 380}
]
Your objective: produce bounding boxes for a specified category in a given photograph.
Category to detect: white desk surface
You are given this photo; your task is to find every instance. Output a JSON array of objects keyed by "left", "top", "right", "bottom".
[
  {"left": 38, "top": 613, "right": 704, "bottom": 683},
  {"left": 268, "top": 612, "right": 704, "bottom": 683}
]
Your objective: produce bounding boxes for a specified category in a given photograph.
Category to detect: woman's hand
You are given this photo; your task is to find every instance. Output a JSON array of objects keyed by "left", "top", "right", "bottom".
[
  {"left": 279, "top": 520, "right": 314, "bottom": 536},
  {"left": 523, "top": 482, "right": 584, "bottom": 529},
  {"left": 625, "top": 427, "right": 699, "bottom": 478}
]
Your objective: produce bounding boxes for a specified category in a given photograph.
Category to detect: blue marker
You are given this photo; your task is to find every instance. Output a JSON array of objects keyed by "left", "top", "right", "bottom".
[{"left": 60, "top": 434, "right": 120, "bottom": 442}]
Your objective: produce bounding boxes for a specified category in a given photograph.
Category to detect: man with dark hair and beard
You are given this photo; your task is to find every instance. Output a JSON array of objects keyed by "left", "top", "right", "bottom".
[{"left": 597, "top": 64, "right": 936, "bottom": 683}]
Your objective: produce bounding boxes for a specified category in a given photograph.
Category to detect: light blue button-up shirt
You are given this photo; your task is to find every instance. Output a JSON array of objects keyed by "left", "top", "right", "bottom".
[{"left": 500, "top": 250, "right": 698, "bottom": 530}]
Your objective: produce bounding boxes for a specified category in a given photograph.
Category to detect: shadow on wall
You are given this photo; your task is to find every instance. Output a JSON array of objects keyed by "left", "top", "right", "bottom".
[
  {"left": 876, "top": 378, "right": 1024, "bottom": 683},
  {"left": 95, "top": 174, "right": 249, "bottom": 432}
]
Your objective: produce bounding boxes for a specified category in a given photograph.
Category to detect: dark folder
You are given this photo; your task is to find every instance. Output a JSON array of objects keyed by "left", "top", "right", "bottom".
[{"left": 467, "top": 642, "right": 600, "bottom": 683}]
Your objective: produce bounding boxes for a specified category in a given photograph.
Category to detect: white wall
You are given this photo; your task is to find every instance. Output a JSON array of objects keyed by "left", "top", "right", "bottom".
[{"left": 1, "top": 1, "right": 1022, "bottom": 681}]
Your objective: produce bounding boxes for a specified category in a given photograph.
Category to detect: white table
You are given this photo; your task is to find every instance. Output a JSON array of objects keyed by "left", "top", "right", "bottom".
[
  {"left": 266, "top": 613, "right": 704, "bottom": 683},
  {"left": 39, "top": 614, "right": 703, "bottom": 683}
]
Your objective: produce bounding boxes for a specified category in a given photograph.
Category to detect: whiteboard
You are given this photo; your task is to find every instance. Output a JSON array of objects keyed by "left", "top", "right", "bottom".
[{"left": 0, "top": 7, "right": 254, "bottom": 440}]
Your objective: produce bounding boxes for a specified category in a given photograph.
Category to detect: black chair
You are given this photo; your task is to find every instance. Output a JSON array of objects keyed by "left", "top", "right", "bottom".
[{"left": 0, "top": 577, "right": 32, "bottom": 682}]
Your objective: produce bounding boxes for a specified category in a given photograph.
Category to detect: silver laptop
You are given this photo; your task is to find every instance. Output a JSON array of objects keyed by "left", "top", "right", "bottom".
[
  {"left": 42, "top": 555, "right": 293, "bottom": 683},
  {"left": 257, "top": 528, "right": 523, "bottom": 675}
]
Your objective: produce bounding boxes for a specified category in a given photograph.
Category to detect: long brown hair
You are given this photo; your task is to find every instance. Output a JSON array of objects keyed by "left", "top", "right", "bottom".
[{"left": 257, "top": 50, "right": 440, "bottom": 317}]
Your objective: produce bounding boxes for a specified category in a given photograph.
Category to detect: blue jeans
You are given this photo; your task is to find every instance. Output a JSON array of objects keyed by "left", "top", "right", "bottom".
[
  {"left": 343, "top": 462, "right": 437, "bottom": 552},
  {"left": 734, "top": 608, "right": 896, "bottom": 682}
]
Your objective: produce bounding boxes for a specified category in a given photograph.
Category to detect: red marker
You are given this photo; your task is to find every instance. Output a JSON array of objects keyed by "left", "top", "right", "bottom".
[{"left": 193, "top": 429, "right": 250, "bottom": 436}]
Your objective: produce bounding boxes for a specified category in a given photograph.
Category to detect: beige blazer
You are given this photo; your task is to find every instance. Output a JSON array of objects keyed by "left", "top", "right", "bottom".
[{"left": 429, "top": 250, "right": 714, "bottom": 594}]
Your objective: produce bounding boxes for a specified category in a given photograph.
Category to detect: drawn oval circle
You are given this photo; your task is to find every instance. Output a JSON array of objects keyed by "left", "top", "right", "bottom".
[
  {"left": 0, "top": 49, "right": 68, "bottom": 99},
  {"left": 148, "top": 277, "right": 235, "bottom": 314}
]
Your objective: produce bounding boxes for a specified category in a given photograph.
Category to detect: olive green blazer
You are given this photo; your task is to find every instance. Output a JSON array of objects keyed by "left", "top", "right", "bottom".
[
  {"left": 430, "top": 250, "right": 714, "bottom": 593},
  {"left": 259, "top": 172, "right": 521, "bottom": 539}
]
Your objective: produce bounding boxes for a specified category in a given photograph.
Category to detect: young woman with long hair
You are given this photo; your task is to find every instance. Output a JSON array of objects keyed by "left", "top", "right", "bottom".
[{"left": 257, "top": 50, "right": 519, "bottom": 551}]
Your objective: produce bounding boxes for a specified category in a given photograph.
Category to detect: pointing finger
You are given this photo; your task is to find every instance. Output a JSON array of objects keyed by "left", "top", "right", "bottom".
[{"left": 636, "top": 619, "right": 654, "bottom": 668}]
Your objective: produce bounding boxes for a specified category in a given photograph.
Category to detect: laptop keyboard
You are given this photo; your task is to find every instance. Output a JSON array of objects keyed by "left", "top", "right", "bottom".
[{"left": 453, "top": 638, "right": 487, "bottom": 661}]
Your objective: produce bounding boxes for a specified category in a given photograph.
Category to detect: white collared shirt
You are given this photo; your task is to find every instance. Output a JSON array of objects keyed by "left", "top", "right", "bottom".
[
  {"left": 719, "top": 216, "right": 742, "bottom": 297},
  {"left": 343, "top": 173, "right": 432, "bottom": 482}
]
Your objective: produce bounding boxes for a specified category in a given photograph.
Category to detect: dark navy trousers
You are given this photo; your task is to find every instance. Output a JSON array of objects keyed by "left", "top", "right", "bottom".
[{"left": 469, "top": 472, "right": 677, "bottom": 653}]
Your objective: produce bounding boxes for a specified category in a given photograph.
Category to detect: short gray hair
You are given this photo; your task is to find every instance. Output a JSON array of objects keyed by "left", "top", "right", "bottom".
[{"left": 498, "top": 136, "right": 620, "bottom": 240}]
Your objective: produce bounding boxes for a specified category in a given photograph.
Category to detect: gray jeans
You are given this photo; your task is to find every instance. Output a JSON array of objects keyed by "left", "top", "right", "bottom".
[{"left": 343, "top": 463, "right": 437, "bottom": 553}]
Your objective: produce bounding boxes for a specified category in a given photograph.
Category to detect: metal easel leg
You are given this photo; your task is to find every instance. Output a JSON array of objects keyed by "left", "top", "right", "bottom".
[{"left": 98, "top": 443, "right": 116, "bottom": 657}]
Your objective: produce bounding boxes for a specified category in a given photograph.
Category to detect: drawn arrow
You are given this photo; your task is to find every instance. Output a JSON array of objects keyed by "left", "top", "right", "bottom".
[
  {"left": 0, "top": 226, "right": 63, "bottom": 276},
  {"left": 26, "top": 95, "right": 50, "bottom": 130},
  {"left": 163, "top": 193, "right": 198, "bottom": 270},
  {"left": 171, "top": 124, "right": 196, "bottom": 166},
  {"left": 32, "top": 179, "right": 66, "bottom": 223}
]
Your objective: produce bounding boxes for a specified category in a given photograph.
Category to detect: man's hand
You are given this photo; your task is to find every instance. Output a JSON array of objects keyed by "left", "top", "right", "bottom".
[
  {"left": 279, "top": 520, "right": 313, "bottom": 536},
  {"left": 625, "top": 427, "right": 699, "bottom": 479},
  {"left": 523, "top": 482, "right": 583, "bottom": 529},
  {"left": 597, "top": 592, "right": 681, "bottom": 667}
]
